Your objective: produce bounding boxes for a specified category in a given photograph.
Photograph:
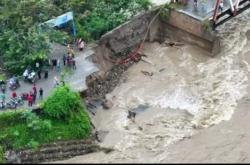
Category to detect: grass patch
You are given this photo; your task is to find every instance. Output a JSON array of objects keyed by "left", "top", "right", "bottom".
[
  {"left": 0, "top": 74, "right": 6, "bottom": 81},
  {"left": 0, "top": 86, "right": 91, "bottom": 151},
  {"left": 160, "top": 2, "right": 185, "bottom": 19}
]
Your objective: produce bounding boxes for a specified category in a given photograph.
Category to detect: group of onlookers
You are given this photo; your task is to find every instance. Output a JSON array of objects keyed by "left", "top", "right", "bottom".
[{"left": 0, "top": 38, "right": 86, "bottom": 110}]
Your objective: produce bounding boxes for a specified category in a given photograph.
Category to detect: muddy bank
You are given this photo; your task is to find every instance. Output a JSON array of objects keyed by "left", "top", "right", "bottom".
[{"left": 82, "top": 61, "right": 135, "bottom": 100}]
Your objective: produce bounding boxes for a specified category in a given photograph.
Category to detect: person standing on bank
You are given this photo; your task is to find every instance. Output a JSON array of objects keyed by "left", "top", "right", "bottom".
[
  {"left": 219, "top": 0, "right": 224, "bottom": 12},
  {"left": 72, "top": 59, "right": 76, "bottom": 70},
  {"left": 63, "top": 54, "right": 66, "bottom": 66},
  {"left": 194, "top": 0, "right": 198, "bottom": 8},
  {"left": 38, "top": 69, "right": 41, "bottom": 79},
  {"left": 44, "top": 70, "right": 48, "bottom": 79},
  {"left": 35, "top": 61, "right": 40, "bottom": 71},
  {"left": 32, "top": 84, "right": 37, "bottom": 96},
  {"left": 28, "top": 93, "right": 33, "bottom": 107},
  {"left": 39, "top": 87, "right": 43, "bottom": 100},
  {"left": 56, "top": 59, "right": 61, "bottom": 73}
]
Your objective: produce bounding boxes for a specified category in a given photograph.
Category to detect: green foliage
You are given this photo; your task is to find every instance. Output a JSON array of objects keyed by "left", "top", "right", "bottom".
[
  {"left": 21, "top": 111, "right": 52, "bottom": 132},
  {"left": 202, "top": 19, "right": 213, "bottom": 32},
  {"left": 78, "top": 0, "right": 151, "bottom": 40},
  {"left": 0, "top": 86, "right": 91, "bottom": 151},
  {"left": 160, "top": 2, "right": 184, "bottom": 19},
  {"left": 0, "top": 145, "right": 4, "bottom": 164},
  {"left": 75, "top": 19, "right": 92, "bottom": 42},
  {"left": 0, "top": 0, "right": 68, "bottom": 74},
  {"left": 43, "top": 86, "right": 84, "bottom": 120},
  {"left": 0, "top": 74, "right": 6, "bottom": 81},
  {"left": 27, "top": 139, "right": 40, "bottom": 150},
  {"left": 0, "top": 0, "right": 151, "bottom": 74}
]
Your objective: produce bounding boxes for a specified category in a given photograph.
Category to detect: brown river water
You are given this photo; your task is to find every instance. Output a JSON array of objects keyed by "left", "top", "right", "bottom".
[{"left": 54, "top": 8, "right": 250, "bottom": 164}]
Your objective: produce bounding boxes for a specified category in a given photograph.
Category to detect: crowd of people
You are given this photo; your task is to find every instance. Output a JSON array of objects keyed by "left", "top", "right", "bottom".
[
  {"left": 48, "top": 42, "right": 78, "bottom": 74},
  {"left": 19, "top": 84, "right": 44, "bottom": 107},
  {"left": 0, "top": 38, "right": 85, "bottom": 110},
  {"left": 0, "top": 84, "right": 44, "bottom": 109}
]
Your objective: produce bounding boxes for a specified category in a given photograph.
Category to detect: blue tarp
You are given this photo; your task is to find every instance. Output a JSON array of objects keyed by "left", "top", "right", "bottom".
[{"left": 41, "top": 11, "right": 77, "bottom": 36}]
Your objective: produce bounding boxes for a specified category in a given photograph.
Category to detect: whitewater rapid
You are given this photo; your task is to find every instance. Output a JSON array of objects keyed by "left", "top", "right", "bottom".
[{"left": 56, "top": 9, "right": 250, "bottom": 164}]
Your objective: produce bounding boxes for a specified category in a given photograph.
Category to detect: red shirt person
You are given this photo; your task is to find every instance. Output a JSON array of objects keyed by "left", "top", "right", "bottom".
[
  {"left": 32, "top": 84, "right": 37, "bottom": 94},
  {"left": 12, "top": 91, "right": 17, "bottom": 99},
  {"left": 27, "top": 94, "right": 33, "bottom": 107}
]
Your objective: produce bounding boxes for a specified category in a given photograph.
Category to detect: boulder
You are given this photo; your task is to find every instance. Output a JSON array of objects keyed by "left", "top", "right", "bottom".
[{"left": 102, "top": 99, "right": 113, "bottom": 109}]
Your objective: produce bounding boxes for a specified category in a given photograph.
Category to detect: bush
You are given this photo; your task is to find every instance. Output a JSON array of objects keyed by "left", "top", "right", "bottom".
[
  {"left": 43, "top": 85, "right": 84, "bottom": 120},
  {"left": 75, "top": 20, "right": 92, "bottom": 42},
  {"left": 42, "top": 85, "right": 91, "bottom": 136}
]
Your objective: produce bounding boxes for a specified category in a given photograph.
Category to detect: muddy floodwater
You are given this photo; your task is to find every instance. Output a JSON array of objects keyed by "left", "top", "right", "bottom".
[{"left": 55, "top": 10, "right": 250, "bottom": 164}]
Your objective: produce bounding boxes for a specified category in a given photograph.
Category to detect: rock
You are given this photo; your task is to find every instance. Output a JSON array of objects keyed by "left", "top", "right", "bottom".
[
  {"left": 5, "top": 151, "right": 21, "bottom": 164},
  {"left": 101, "top": 147, "right": 114, "bottom": 154},
  {"left": 138, "top": 126, "right": 143, "bottom": 131},
  {"left": 102, "top": 99, "right": 113, "bottom": 109}
]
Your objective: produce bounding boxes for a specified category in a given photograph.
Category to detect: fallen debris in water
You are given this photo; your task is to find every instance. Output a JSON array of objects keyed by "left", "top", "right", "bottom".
[
  {"left": 127, "top": 110, "right": 136, "bottom": 118},
  {"left": 100, "top": 147, "right": 115, "bottom": 154},
  {"left": 159, "top": 68, "right": 166, "bottom": 72},
  {"left": 141, "top": 70, "right": 153, "bottom": 77},
  {"left": 164, "top": 40, "right": 184, "bottom": 47},
  {"left": 141, "top": 56, "right": 154, "bottom": 65}
]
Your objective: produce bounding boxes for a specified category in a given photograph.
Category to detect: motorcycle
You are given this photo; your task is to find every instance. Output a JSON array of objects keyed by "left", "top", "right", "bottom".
[
  {"left": 8, "top": 77, "right": 20, "bottom": 90},
  {"left": 16, "top": 96, "right": 24, "bottom": 106},
  {"left": 6, "top": 99, "right": 18, "bottom": 109},
  {"left": 5, "top": 96, "right": 24, "bottom": 109},
  {"left": 0, "top": 101, "right": 5, "bottom": 110},
  {"left": 23, "top": 69, "right": 37, "bottom": 83}
]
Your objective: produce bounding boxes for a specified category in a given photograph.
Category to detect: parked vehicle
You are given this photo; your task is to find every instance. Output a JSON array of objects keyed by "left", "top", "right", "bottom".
[
  {"left": 6, "top": 99, "right": 18, "bottom": 109},
  {"left": 15, "top": 96, "right": 24, "bottom": 106},
  {"left": 8, "top": 77, "right": 20, "bottom": 90},
  {"left": 23, "top": 68, "right": 37, "bottom": 83},
  {"left": 0, "top": 101, "right": 5, "bottom": 109}
]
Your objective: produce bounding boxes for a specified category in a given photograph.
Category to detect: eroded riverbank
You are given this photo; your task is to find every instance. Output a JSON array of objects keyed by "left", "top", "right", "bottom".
[{"left": 53, "top": 6, "right": 250, "bottom": 165}]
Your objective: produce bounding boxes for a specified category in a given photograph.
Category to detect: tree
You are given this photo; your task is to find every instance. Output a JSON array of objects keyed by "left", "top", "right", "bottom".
[{"left": 0, "top": 0, "right": 66, "bottom": 74}]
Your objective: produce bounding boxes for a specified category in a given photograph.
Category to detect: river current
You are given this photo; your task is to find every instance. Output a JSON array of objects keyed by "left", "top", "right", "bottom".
[{"left": 57, "top": 7, "right": 250, "bottom": 164}]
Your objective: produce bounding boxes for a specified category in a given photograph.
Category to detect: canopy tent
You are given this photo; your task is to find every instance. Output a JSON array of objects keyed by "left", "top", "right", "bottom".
[{"left": 40, "top": 11, "right": 76, "bottom": 36}]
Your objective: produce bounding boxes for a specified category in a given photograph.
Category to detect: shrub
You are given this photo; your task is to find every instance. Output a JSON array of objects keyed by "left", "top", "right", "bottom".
[
  {"left": 21, "top": 111, "right": 52, "bottom": 132},
  {"left": 42, "top": 85, "right": 84, "bottom": 120},
  {"left": 42, "top": 85, "right": 91, "bottom": 136},
  {"left": 202, "top": 19, "right": 213, "bottom": 32}
]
